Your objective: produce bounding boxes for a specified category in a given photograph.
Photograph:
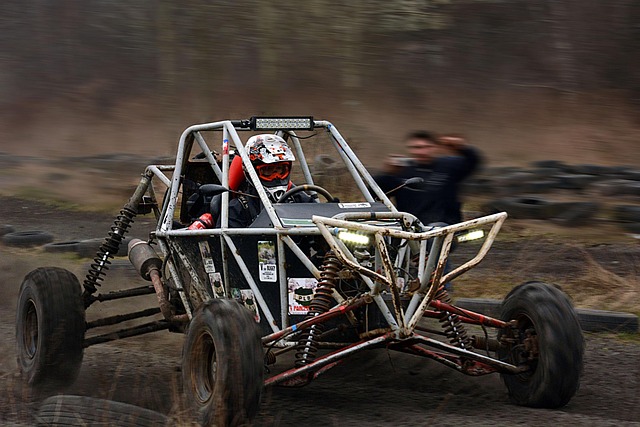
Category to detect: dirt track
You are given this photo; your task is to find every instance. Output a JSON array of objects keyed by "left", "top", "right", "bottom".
[{"left": 1, "top": 196, "right": 639, "bottom": 426}]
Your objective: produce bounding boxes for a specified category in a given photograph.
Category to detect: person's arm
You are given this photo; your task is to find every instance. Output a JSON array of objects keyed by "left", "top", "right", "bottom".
[
  {"left": 373, "top": 153, "right": 416, "bottom": 191},
  {"left": 217, "top": 198, "right": 253, "bottom": 228},
  {"left": 438, "top": 136, "right": 481, "bottom": 181},
  {"left": 456, "top": 146, "right": 481, "bottom": 179}
]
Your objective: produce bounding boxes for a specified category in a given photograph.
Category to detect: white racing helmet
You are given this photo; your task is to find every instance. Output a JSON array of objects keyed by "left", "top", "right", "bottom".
[{"left": 245, "top": 134, "right": 296, "bottom": 201}]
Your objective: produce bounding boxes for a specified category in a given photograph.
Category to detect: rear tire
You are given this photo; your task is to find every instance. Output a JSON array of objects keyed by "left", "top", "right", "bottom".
[
  {"left": 497, "top": 281, "right": 584, "bottom": 408},
  {"left": 16, "top": 267, "right": 85, "bottom": 391},
  {"left": 182, "top": 299, "right": 263, "bottom": 427}
]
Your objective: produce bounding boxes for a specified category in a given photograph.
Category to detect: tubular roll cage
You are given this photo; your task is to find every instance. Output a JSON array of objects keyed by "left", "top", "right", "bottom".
[{"left": 96, "top": 119, "right": 520, "bottom": 381}]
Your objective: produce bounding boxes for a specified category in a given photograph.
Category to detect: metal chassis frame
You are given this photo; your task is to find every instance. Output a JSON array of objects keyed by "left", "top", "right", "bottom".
[
  {"left": 152, "top": 120, "right": 399, "bottom": 331},
  {"left": 84, "top": 118, "right": 521, "bottom": 381}
]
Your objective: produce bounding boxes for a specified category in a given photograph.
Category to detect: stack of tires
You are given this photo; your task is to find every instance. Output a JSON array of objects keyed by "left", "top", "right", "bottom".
[
  {"left": 482, "top": 196, "right": 599, "bottom": 226},
  {"left": 612, "top": 205, "right": 640, "bottom": 234},
  {"left": 0, "top": 225, "right": 131, "bottom": 258}
]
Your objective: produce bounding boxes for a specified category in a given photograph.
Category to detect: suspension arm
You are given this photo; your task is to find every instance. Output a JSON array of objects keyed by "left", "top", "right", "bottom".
[
  {"left": 262, "top": 294, "right": 371, "bottom": 345},
  {"left": 394, "top": 344, "right": 500, "bottom": 376},
  {"left": 265, "top": 333, "right": 392, "bottom": 387},
  {"left": 428, "top": 299, "right": 510, "bottom": 329}
]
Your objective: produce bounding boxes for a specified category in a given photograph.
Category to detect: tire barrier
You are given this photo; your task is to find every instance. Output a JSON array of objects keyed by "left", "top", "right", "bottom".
[
  {"left": 466, "top": 162, "right": 640, "bottom": 199},
  {"left": 82, "top": 258, "right": 141, "bottom": 281},
  {"left": 42, "top": 241, "right": 81, "bottom": 253},
  {"left": 619, "top": 222, "right": 640, "bottom": 234},
  {"left": 36, "top": 395, "right": 170, "bottom": 427},
  {"left": 75, "top": 236, "right": 132, "bottom": 258},
  {"left": 483, "top": 196, "right": 600, "bottom": 225},
  {"left": 0, "top": 224, "right": 15, "bottom": 236},
  {"left": 483, "top": 196, "right": 560, "bottom": 220},
  {"left": 592, "top": 179, "right": 640, "bottom": 196},
  {"left": 609, "top": 204, "right": 640, "bottom": 234},
  {"left": 520, "top": 180, "right": 557, "bottom": 194},
  {"left": 2, "top": 230, "right": 54, "bottom": 247},
  {"left": 550, "top": 202, "right": 600, "bottom": 226},
  {"left": 551, "top": 174, "right": 599, "bottom": 190},
  {"left": 612, "top": 205, "right": 640, "bottom": 223},
  {"left": 531, "top": 160, "right": 567, "bottom": 170}
]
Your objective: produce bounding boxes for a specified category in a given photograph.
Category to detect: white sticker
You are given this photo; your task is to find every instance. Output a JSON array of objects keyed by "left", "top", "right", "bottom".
[
  {"left": 240, "top": 289, "right": 260, "bottom": 322},
  {"left": 338, "top": 202, "right": 371, "bottom": 209},
  {"left": 288, "top": 278, "right": 318, "bottom": 315},
  {"left": 258, "top": 241, "right": 277, "bottom": 282},
  {"left": 198, "top": 241, "right": 215, "bottom": 274},
  {"left": 209, "top": 272, "right": 225, "bottom": 298}
]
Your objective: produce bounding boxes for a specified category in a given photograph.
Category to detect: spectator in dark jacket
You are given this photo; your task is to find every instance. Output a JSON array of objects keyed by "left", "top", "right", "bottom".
[
  {"left": 375, "top": 131, "right": 481, "bottom": 292},
  {"left": 375, "top": 131, "right": 481, "bottom": 226}
]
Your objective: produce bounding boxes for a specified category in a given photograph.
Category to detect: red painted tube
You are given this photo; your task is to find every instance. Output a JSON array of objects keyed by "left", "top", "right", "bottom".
[
  {"left": 428, "top": 299, "right": 509, "bottom": 328},
  {"left": 262, "top": 296, "right": 370, "bottom": 344}
]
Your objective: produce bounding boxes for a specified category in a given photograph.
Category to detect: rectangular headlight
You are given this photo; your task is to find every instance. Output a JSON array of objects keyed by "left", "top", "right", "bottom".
[
  {"left": 456, "top": 229, "right": 485, "bottom": 242},
  {"left": 250, "top": 116, "right": 314, "bottom": 131}
]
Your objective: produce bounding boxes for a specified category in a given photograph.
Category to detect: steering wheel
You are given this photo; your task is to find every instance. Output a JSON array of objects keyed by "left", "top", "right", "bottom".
[{"left": 276, "top": 184, "right": 336, "bottom": 203}]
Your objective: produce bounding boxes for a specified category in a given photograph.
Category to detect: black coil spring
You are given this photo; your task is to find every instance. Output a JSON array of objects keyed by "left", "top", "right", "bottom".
[
  {"left": 294, "top": 252, "right": 341, "bottom": 367},
  {"left": 83, "top": 206, "right": 137, "bottom": 300},
  {"left": 435, "top": 286, "right": 472, "bottom": 350},
  {"left": 264, "top": 350, "right": 277, "bottom": 366}
]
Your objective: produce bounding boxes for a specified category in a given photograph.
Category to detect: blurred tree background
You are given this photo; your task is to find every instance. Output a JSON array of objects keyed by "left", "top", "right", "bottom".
[{"left": 1, "top": 0, "right": 639, "bottom": 164}]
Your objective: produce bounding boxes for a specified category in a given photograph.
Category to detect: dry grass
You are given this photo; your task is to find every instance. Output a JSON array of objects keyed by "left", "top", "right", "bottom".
[
  {"left": 562, "top": 247, "right": 639, "bottom": 314},
  {"left": 454, "top": 238, "right": 640, "bottom": 318}
]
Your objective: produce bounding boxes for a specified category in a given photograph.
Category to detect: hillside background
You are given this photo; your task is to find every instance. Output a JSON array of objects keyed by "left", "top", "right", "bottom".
[{"left": 1, "top": 0, "right": 640, "bottom": 168}]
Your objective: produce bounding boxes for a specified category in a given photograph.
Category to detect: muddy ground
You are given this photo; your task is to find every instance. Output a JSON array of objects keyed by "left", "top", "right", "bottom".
[{"left": 0, "top": 196, "right": 639, "bottom": 426}]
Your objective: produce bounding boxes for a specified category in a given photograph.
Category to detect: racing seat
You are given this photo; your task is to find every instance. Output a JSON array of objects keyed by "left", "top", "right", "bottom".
[{"left": 209, "top": 155, "right": 244, "bottom": 225}]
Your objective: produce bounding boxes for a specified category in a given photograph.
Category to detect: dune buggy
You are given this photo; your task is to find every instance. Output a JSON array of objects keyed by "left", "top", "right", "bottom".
[{"left": 16, "top": 117, "right": 584, "bottom": 426}]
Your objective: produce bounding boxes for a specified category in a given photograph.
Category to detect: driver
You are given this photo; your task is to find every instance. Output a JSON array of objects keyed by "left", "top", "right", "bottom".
[{"left": 222, "top": 134, "right": 312, "bottom": 228}]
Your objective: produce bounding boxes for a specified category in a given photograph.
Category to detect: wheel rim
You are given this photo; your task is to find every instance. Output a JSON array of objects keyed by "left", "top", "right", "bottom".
[
  {"left": 509, "top": 312, "right": 539, "bottom": 381},
  {"left": 22, "top": 299, "right": 38, "bottom": 359},
  {"left": 192, "top": 331, "right": 217, "bottom": 404}
]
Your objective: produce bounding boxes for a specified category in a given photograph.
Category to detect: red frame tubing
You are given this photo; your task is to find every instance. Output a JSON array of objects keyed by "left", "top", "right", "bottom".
[
  {"left": 397, "top": 344, "right": 499, "bottom": 376},
  {"left": 264, "top": 333, "right": 393, "bottom": 387},
  {"left": 262, "top": 295, "right": 370, "bottom": 345},
  {"left": 428, "top": 299, "right": 509, "bottom": 329}
]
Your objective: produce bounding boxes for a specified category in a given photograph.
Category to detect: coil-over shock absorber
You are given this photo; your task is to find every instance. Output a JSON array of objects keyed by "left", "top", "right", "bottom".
[
  {"left": 435, "top": 286, "right": 472, "bottom": 350},
  {"left": 82, "top": 173, "right": 152, "bottom": 307},
  {"left": 295, "top": 251, "right": 341, "bottom": 367},
  {"left": 82, "top": 205, "right": 136, "bottom": 307}
]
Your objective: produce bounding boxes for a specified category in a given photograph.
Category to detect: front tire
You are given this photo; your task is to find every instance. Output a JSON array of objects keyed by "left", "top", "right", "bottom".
[
  {"left": 497, "top": 281, "right": 584, "bottom": 408},
  {"left": 16, "top": 267, "right": 86, "bottom": 391},
  {"left": 182, "top": 299, "right": 263, "bottom": 427}
]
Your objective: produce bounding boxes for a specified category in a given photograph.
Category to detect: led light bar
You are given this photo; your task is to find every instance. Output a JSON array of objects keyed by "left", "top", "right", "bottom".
[
  {"left": 456, "top": 229, "right": 485, "bottom": 242},
  {"left": 337, "top": 231, "right": 370, "bottom": 246},
  {"left": 250, "top": 116, "right": 314, "bottom": 131}
]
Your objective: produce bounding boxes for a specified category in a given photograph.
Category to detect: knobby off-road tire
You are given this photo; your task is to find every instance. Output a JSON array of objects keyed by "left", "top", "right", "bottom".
[
  {"left": 16, "top": 267, "right": 85, "bottom": 392},
  {"left": 498, "top": 281, "right": 584, "bottom": 408},
  {"left": 36, "top": 395, "right": 169, "bottom": 426},
  {"left": 182, "top": 299, "right": 264, "bottom": 427}
]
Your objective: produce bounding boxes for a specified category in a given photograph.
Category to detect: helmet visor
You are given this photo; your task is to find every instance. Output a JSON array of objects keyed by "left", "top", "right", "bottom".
[{"left": 256, "top": 162, "right": 291, "bottom": 182}]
